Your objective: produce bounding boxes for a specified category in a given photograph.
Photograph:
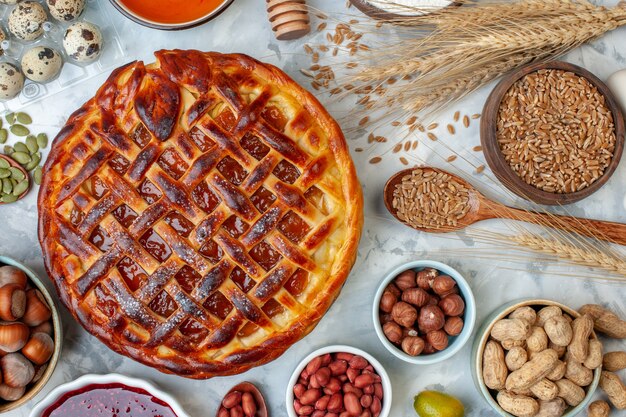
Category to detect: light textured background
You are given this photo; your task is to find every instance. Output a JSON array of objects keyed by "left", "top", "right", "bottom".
[{"left": 1, "top": 0, "right": 625, "bottom": 416}]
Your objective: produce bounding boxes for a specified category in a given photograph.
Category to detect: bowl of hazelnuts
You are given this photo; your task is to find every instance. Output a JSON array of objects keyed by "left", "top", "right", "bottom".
[{"left": 373, "top": 260, "right": 476, "bottom": 365}]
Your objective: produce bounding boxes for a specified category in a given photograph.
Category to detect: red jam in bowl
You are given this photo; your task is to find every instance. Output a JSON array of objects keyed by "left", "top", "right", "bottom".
[{"left": 41, "top": 383, "right": 178, "bottom": 417}]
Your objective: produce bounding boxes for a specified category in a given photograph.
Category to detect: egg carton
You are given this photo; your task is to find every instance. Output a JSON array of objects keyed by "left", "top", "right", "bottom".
[{"left": 0, "top": 0, "right": 128, "bottom": 112}]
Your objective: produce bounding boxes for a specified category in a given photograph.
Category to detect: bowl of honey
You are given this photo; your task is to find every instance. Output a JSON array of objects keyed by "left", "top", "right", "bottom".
[{"left": 110, "top": 0, "right": 235, "bottom": 30}]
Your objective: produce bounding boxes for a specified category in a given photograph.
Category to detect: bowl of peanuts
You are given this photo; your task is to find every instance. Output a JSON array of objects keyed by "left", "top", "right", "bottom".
[
  {"left": 472, "top": 299, "right": 602, "bottom": 417},
  {"left": 286, "top": 345, "right": 392, "bottom": 417},
  {"left": 373, "top": 260, "right": 476, "bottom": 365}
]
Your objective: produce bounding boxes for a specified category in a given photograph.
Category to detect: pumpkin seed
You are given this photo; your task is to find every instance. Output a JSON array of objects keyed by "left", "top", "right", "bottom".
[
  {"left": 0, "top": 169, "right": 9, "bottom": 179},
  {"left": 0, "top": 159, "right": 8, "bottom": 169},
  {"left": 12, "top": 180, "right": 28, "bottom": 196},
  {"left": 25, "top": 153, "right": 40, "bottom": 171},
  {"left": 9, "top": 167, "right": 24, "bottom": 181},
  {"left": 2, "top": 178, "right": 11, "bottom": 194},
  {"left": 0, "top": 118, "right": 3, "bottom": 128},
  {"left": 13, "top": 142, "right": 28, "bottom": 154},
  {"left": 10, "top": 125, "right": 29, "bottom": 137},
  {"left": 36, "top": 133, "right": 48, "bottom": 149},
  {"left": 25, "top": 136, "right": 38, "bottom": 154},
  {"left": 34, "top": 166, "right": 42, "bottom": 185},
  {"left": 11, "top": 152, "right": 30, "bottom": 165},
  {"left": 5, "top": 113, "right": 15, "bottom": 125},
  {"left": 1, "top": 194, "right": 18, "bottom": 203},
  {"left": 16, "top": 113, "right": 32, "bottom": 125},
  {"left": 0, "top": 129, "right": 7, "bottom": 144},
  {"left": 10, "top": 178, "right": 16, "bottom": 187},
  {"left": 3, "top": 146, "right": 13, "bottom": 155}
]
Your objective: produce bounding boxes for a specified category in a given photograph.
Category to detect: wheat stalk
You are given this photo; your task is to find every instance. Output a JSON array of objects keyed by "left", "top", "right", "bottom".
[{"left": 337, "top": 0, "right": 626, "bottom": 123}]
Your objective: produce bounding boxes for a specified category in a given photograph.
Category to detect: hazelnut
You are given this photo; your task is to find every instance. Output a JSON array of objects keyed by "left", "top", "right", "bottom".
[
  {"left": 402, "top": 328, "right": 419, "bottom": 338},
  {"left": 379, "top": 292, "right": 397, "bottom": 313},
  {"left": 383, "top": 322, "right": 403, "bottom": 344},
  {"left": 401, "top": 288, "right": 430, "bottom": 307},
  {"left": 394, "top": 270, "right": 416, "bottom": 291},
  {"left": 401, "top": 336, "right": 425, "bottom": 356},
  {"left": 0, "top": 267, "right": 27, "bottom": 290},
  {"left": 1, "top": 353, "right": 34, "bottom": 388},
  {"left": 0, "top": 384, "right": 24, "bottom": 401},
  {"left": 444, "top": 316, "right": 464, "bottom": 336},
  {"left": 22, "top": 289, "right": 51, "bottom": 327},
  {"left": 432, "top": 275, "right": 456, "bottom": 295},
  {"left": 0, "top": 322, "right": 29, "bottom": 353},
  {"left": 384, "top": 283, "right": 401, "bottom": 298},
  {"left": 418, "top": 305, "right": 445, "bottom": 332},
  {"left": 0, "top": 285, "right": 26, "bottom": 322},
  {"left": 391, "top": 302, "right": 417, "bottom": 328},
  {"left": 422, "top": 341, "right": 436, "bottom": 354},
  {"left": 427, "top": 294, "right": 440, "bottom": 306},
  {"left": 426, "top": 330, "right": 449, "bottom": 351},
  {"left": 22, "top": 333, "right": 54, "bottom": 365},
  {"left": 439, "top": 286, "right": 459, "bottom": 298},
  {"left": 439, "top": 294, "right": 465, "bottom": 316},
  {"left": 379, "top": 313, "right": 393, "bottom": 325},
  {"left": 416, "top": 268, "right": 438, "bottom": 290}
]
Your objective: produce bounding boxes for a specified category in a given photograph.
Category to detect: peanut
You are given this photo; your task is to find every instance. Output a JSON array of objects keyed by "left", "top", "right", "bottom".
[
  {"left": 545, "top": 360, "right": 566, "bottom": 382},
  {"left": 587, "top": 400, "right": 610, "bottom": 417},
  {"left": 544, "top": 316, "right": 573, "bottom": 347},
  {"left": 583, "top": 339, "right": 603, "bottom": 370},
  {"left": 506, "top": 346, "right": 528, "bottom": 371},
  {"left": 579, "top": 304, "right": 626, "bottom": 339},
  {"left": 483, "top": 340, "right": 508, "bottom": 390},
  {"left": 549, "top": 342, "right": 566, "bottom": 359},
  {"left": 497, "top": 391, "right": 540, "bottom": 417},
  {"left": 603, "top": 351, "right": 626, "bottom": 372},
  {"left": 510, "top": 307, "right": 537, "bottom": 325},
  {"left": 492, "top": 319, "right": 532, "bottom": 342},
  {"left": 529, "top": 378, "right": 559, "bottom": 401},
  {"left": 502, "top": 339, "right": 526, "bottom": 350},
  {"left": 535, "top": 398, "right": 567, "bottom": 417},
  {"left": 600, "top": 371, "right": 626, "bottom": 409},
  {"left": 555, "top": 378, "right": 585, "bottom": 406},
  {"left": 506, "top": 349, "right": 559, "bottom": 391},
  {"left": 564, "top": 353, "right": 594, "bottom": 386},
  {"left": 569, "top": 314, "right": 594, "bottom": 362},
  {"left": 527, "top": 326, "right": 549, "bottom": 352},
  {"left": 537, "top": 306, "right": 562, "bottom": 327}
]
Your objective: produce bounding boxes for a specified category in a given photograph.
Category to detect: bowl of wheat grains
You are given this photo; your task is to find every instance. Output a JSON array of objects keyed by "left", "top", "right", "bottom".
[{"left": 481, "top": 61, "right": 625, "bottom": 205}]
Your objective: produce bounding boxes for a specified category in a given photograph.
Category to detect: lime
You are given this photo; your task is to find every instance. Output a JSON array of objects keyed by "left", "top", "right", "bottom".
[{"left": 414, "top": 391, "right": 465, "bottom": 417}]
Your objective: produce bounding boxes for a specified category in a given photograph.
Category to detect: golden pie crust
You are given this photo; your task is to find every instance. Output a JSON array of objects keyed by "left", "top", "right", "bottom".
[{"left": 38, "top": 50, "right": 363, "bottom": 378}]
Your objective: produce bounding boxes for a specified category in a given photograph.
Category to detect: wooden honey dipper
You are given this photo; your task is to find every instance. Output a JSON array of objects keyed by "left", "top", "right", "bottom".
[{"left": 266, "top": 0, "right": 311, "bottom": 41}]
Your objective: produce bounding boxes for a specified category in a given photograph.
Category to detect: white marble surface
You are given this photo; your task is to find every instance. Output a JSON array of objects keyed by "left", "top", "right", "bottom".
[{"left": 1, "top": 0, "right": 625, "bottom": 416}]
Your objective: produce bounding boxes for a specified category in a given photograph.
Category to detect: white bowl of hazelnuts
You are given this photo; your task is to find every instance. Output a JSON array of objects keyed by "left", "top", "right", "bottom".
[
  {"left": 372, "top": 260, "right": 476, "bottom": 365},
  {"left": 0, "top": 256, "right": 62, "bottom": 414}
]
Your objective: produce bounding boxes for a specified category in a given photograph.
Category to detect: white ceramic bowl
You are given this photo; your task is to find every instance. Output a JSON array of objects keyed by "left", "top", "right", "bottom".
[
  {"left": 286, "top": 345, "right": 392, "bottom": 417},
  {"left": 373, "top": 260, "right": 476, "bottom": 365},
  {"left": 29, "top": 374, "right": 190, "bottom": 417}
]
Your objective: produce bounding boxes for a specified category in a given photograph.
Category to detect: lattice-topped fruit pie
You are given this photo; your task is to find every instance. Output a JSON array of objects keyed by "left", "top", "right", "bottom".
[{"left": 38, "top": 50, "right": 363, "bottom": 378}]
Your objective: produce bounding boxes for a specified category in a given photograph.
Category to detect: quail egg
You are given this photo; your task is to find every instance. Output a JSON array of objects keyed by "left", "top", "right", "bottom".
[
  {"left": 46, "top": 0, "right": 85, "bottom": 22},
  {"left": 0, "top": 62, "right": 24, "bottom": 100},
  {"left": 63, "top": 22, "right": 102, "bottom": 63},
  {"left": 0, "top": 28, "right": 6, "bottom": 57},
  {"left": 8, "top": 2, "right": 47, "bottom": 41},
  {"left": 21, "top": 46, "right": 63, "bottom": 83}
]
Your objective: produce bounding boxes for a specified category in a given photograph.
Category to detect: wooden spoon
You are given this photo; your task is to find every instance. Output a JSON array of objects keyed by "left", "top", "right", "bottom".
[
  {"left": 216, "top": 382, "right": 268, "bottom": 417},
  {"left": 0, "top": 154, "right": 30, "bottom": 205},
  {"left": 384, "top": 167, "right": 626, "bottom": 246}
]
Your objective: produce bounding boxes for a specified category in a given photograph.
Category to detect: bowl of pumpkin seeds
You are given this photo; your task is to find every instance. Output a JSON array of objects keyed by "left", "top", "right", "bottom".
[{"left": 0, "top": 111, "right": 48, "bottom": 204}]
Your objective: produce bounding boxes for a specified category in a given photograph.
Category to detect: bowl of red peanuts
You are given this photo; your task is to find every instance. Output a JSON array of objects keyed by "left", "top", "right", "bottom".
[
  {"left": 286, "top": 345, "right": 392, "bottom": 417},
  {"left": 373, "top": 260, "right": 476, "bottom": 365}
]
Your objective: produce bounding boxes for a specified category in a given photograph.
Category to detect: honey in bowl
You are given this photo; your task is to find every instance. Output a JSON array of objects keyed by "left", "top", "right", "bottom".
[{"left": 117, "top": 0, "right": 226, "bottom": 24}]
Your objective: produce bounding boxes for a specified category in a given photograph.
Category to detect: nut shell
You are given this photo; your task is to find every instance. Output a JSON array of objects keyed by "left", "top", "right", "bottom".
[
  {"left": 439, "top": 294, "right": 465, "bottom": 316},
  {"left": 0, "top": 266, "right": 27, "bottom": 289},
  {"left": 431, "top": 275, "right": 456, "bottom": 295},
  {"left": 22, "top": 332, "right": 54, "bottom": 365},
  {"left": 418, "top": 305, "right": 445, "bottom": 332},
  {"left": 0, "top": 284, "right": 26, "bottom": 321},
  {"left": 0, "top": 322, "right": 29, "bottom": 353},
  {"left": 0, "top": 353, "right": 34, "bottom": 388},
  {"left": 22, "top": 289, "right": 51, "bottom": 326}
]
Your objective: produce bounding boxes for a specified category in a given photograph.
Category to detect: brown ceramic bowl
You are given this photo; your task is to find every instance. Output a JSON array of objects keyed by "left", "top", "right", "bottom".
[
  {"left": 0, "top": 256, "right": 63, "bottom": 414},
  {"left": 109, "top": 0, "right": 235, "bottom": 30},
  {"left": 481, "top": 61, "right": 625, "bottom": 205},
  {"left": 349, "top": 0, "right": 462, "bottom": 21}
]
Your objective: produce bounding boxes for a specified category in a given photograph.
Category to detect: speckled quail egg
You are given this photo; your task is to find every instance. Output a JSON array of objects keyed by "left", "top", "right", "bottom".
[
  {"left": 21, "top": 46, "right": 63, "bottom": 83},
  {"left": 0, "top": 28, "right": 6, "bottom": 57},
  {"left": 0, "top": 62, "right": 24, "bottom": 100},
  {"left": 63, "top": 22, "right": 102, "bottom": 63},
  {"left": 8, "top": 2, "right": 47, "bottom": 41},
  {"left": 46, "top": 0, "right": 85, "bottom": 22}
]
